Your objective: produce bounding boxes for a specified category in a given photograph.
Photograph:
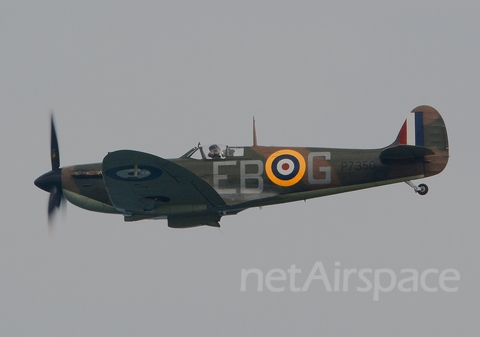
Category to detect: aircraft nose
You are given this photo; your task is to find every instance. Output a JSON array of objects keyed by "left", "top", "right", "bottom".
[{"left": 34, "top": 169, "right": 62, "bottom": 192}]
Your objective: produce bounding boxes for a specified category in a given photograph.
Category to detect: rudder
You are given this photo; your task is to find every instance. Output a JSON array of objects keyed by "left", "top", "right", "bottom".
[{"left": 389, "top": 105, "right": 449, "bottom": 177}]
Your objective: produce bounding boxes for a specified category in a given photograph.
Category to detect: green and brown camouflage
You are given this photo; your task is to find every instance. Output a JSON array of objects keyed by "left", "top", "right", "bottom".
[{"left": 35, "top": 105, "right": 448, "bottom": 228}]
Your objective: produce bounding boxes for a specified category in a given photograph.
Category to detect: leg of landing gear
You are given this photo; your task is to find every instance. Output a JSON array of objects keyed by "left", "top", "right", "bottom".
[{"left": 405, "top": 181, "right": 429, "bottom": 196}]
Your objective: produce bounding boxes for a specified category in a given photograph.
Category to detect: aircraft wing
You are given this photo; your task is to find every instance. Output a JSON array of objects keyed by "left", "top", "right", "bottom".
[{"left": 102, "top": 150, "right": 226, "bottom": 226}]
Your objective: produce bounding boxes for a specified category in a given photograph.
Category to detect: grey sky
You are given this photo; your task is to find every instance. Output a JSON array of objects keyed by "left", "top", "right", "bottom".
[{"left": 1, "top": 1, "right": 479, "bottom": 336}]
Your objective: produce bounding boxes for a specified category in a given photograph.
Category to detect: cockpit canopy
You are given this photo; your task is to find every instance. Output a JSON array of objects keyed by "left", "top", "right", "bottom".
[{"left": 181, "top": 144, "right": 245, "bottom": 160}]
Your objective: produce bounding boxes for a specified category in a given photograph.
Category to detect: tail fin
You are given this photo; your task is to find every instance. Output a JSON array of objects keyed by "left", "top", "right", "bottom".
[{"left": 381, "top": 105, "right": 449, "bottom": 177}]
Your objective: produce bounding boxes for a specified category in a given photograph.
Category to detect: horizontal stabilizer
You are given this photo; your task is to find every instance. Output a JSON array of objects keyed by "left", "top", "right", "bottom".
[{"left": 380, "top": 145, "right": 434, "bottom": 160}]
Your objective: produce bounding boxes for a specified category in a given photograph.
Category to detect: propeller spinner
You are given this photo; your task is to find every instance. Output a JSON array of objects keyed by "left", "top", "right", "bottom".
[{"left": 34, "top": 114, "right": 65, "bottom": 224}]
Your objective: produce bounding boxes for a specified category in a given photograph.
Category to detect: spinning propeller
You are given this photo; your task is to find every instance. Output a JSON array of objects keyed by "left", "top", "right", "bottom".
[{"left": 34, "top": 114, "right": 65, "bottom": 226}]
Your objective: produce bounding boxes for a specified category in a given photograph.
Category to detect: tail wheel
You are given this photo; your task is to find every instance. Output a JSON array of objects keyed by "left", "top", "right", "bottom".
[{"left": 417, "top": 183, "right": 429, "bottom": 196}]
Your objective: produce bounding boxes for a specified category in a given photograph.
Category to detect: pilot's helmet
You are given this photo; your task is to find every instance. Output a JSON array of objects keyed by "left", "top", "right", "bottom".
[{"left": 208, "top": 144, "right": 221, "bottom": 158}]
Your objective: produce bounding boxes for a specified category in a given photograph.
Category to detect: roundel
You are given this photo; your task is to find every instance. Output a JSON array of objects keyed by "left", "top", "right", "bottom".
[
  {"left": 265, "top": 149, "right": 306, "bottom": 187},
  {"left": 104, "top": 165, "right": 162, "bottom": 181}
]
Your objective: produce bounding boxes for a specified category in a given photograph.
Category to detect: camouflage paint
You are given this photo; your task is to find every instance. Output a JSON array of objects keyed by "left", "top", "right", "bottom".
[{"left": 48, "top": 105, "right": 447, "bottom": 227}]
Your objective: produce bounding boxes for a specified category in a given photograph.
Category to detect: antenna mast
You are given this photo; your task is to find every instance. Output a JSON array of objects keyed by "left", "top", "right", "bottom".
[{"left": 253, "top": 117, "right": 258, "bottom": 146}]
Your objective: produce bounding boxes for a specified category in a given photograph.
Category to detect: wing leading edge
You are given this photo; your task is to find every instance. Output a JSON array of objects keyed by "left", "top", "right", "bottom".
[{"left": 102, "top": 150, "right": 226, "bottom": 227}]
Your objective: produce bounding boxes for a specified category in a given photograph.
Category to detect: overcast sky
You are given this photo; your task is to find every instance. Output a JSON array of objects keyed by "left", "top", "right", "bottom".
[{"left": 1, "top": 1, "right": 479, "bottom": 336}]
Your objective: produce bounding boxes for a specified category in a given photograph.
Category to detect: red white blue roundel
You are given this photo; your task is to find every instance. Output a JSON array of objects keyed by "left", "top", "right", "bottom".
[{"left": 265, "top": 149, "right": 306, "bottom": 187}]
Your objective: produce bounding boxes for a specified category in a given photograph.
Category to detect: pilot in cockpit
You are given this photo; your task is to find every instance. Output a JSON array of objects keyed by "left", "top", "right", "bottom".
[{"left": 208, "top": 144, "right": 222, "bottom": 158}]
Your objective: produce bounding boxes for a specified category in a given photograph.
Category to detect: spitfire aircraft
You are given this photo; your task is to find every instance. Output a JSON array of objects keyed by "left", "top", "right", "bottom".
[{"left": 35, "top": 105, "right": 448, "bottom": 228}]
